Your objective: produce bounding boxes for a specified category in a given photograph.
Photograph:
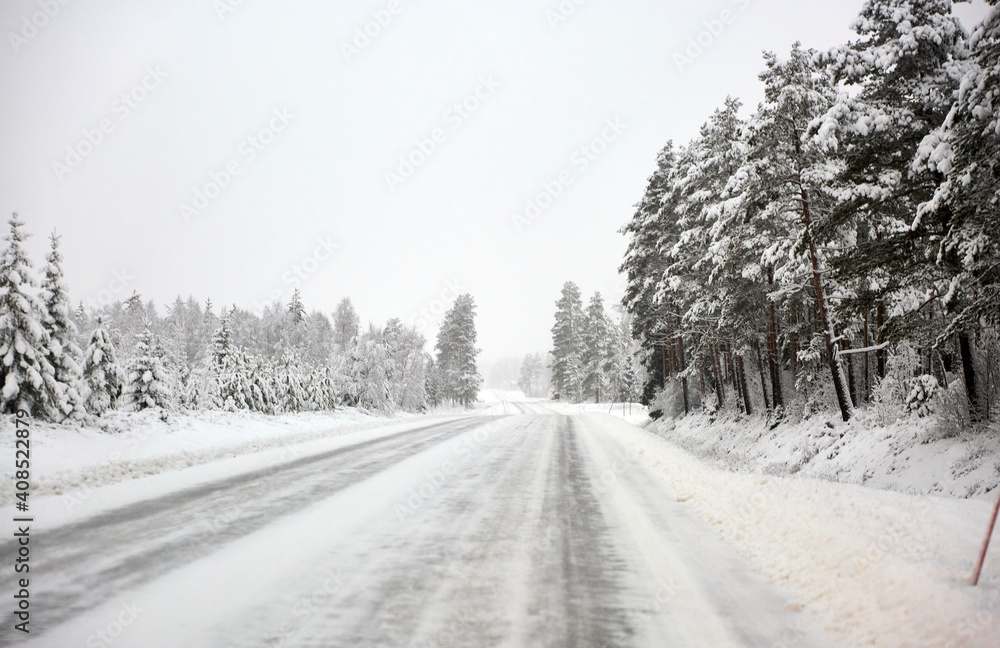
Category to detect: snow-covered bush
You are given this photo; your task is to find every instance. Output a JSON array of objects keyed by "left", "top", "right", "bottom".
[{"left": 905, "top": 375, "right": 938, "bottom": 418}]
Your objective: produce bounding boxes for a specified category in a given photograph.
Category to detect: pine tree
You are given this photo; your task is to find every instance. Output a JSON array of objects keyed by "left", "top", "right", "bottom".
[
  {"left": 0, "top": 214, "right": 61, "bottom": 418},
  {"left": 40, "top": 231, "right": 86, "bottom": 420},
  {"left": 288, "top": 288, "right": 306, "bottom": 325},
  {"left": 582, "top": 293, "right": 614, "bottom": 402},
  {"left": 913, "top": 3, "right": 1000, "bottom": 421},
  {"left": 332, "top": 297, "right": 360, "bottom": 350},
  {"left": 125, "top": 324, "right": 172, "bottom": 411},
  {"left": 435, "top": 294, "right": 482, "bottom": 406},
  {"left": 81, "top": 317, "right": 124, "bottom": 415},
  {"left": 550, "top": 282, "right": 586, "bottom": 401}
]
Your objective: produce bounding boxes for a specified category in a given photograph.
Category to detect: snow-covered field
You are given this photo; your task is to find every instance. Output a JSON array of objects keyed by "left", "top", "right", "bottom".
[{"left": 646, "top": 410, "right": 1000, "bottom": 499}]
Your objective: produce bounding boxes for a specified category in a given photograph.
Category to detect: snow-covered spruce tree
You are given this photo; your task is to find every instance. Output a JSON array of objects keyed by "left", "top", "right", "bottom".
[
  {"left": 550, "top": 282, "right": 586, "bottom": 402},
  {"left": 0, "top": 214, "right": 62, "bottom": 419},
  {"left": 435, "top": 294, "right": 482, "bottom": 406},
  {"left": 287, "top": 288, "right": 306, "bottom": 325},
  {"left": 81, "top": 316, "right": 125, "bottom": 415},
  {"left": 619, "top": 143, "right": 678, "bottom": 404},
  {"left": 582, "top": 292, "right": 614, "bottom": 402},
  {"left": 40, "top": 232, "right": 86, "bottom": 420},
  {"left": 125, "top": 324, "right": 172, "bottom": 411},
  {"left": 913, "top": 2, "right": 1000, "bottom": 422}
]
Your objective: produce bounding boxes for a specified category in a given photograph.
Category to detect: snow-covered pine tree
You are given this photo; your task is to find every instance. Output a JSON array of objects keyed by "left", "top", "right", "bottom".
[
  {"left": 332, "top": 297, "right": 360, "bottom": 351},
  {"left": 582, "top": 292, "right": 614, "bottom": 402},
  {"left": 288, "top": 288, "right": 306, "bottom": 325},
  {"left": 913, "top": 2, "right": 1000, "bottom": 421},
  {"left": 550, "top": 282, "right": 586, "bottom": 402},
  {"left": 434, "top": 294, "right": 482, "bottom": 406},
  {"left": 40, "top": 231, "right": 86, "bottom": 420},
  {"left": 81, "top": 316, "right": 125, "bottom": 415},
  {"left": 125, "top": 324, "right": 172, "bottom": 411},
  {"left": 0, "top": 214, "right": 62, "bottom": 419},
  {"left": 815, "top": 0, "right": 972, "bottom": 402},
  {"left": 741, "top": 45, "right": 853, "bottom": 421}
]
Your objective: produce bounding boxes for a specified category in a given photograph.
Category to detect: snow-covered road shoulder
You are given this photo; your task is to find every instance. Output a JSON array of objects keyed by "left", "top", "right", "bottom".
[
  {"left": 586, "top": 413, "right": 1000, "bottom": 648},
  {"left": 0, "top": 408, "right": 468, "bottom": 514}
]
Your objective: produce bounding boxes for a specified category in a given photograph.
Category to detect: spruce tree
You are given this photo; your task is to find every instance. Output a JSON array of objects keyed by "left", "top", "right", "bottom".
[
  {"left": 434, "top": 294, "right": 482, "bottom": 406},
  {"left": 40, "top": 232, "right": 87, "bottom": 420},
  {"left": 0, "top": 214, "right": 61, "bottom": 418},
  {"left": 550, "top": 282, "right": 586, "bottom": 401},
  {"left": 82, "top": 316, "right": 125, "bottom": 415},
  {"left": 125, "top": 324, "right": 172, "bottom": 411}
]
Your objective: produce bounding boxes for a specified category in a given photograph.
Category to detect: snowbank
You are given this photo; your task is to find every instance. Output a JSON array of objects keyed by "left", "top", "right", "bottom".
[
  {"left": 647, "top": 411, "right": 1000, "bottom": 499},
  {"left": 589, "top": 413, "right": 1000, "bottom": 648},
  {"left": 0, "top": 407, "right": 454, "bottom": 506}
]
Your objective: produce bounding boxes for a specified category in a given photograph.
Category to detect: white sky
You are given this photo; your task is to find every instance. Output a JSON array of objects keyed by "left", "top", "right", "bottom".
[{"left": 1, "top": 0, "right": 992, "bottom": 363}]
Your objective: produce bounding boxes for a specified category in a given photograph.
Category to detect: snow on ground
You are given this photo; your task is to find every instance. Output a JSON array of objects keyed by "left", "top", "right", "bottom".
[
  {"left": 548, "top": 400, "right": 650, "bottom": 426},
  {"left": 590, "top": 412, "right": 1000, "bottom": 648},
  {"left": 646, "top": 410, "right": 1000, "bottom": 499},
  {"left": 0, "top": 407, "right": 468, "bottom": 507}
]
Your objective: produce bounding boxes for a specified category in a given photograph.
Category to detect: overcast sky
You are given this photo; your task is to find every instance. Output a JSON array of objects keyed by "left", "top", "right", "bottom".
[{"left": 1, "top": 0, "right": 992, "bottom": 364}]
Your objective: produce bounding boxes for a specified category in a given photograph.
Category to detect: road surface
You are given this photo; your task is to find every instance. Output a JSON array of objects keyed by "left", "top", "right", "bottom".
[{"left": 2, "top": 408, "right": 834, "bottom": 647}]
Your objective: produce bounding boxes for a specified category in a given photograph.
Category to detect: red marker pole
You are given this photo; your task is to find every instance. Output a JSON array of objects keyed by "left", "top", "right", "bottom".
[{"left": 971, "top": 488, "right": 1000, "bottom": 586}]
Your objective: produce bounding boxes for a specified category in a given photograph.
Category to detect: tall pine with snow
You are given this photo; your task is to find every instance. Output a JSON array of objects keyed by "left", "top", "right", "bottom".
[
  {"left": 41, "top": 232, "right": 86, "bottom": 420},
  {"left": 582, "top": 292, "right": 614, "bottom": 402},
  {"left": 125, "top": 324, "right": 172, "bottom": 411},
  {"left": 0, "top": 214, "right": 61, "bottom": 418},
  {"left": 550, "top": 282, "right": 585, "bottom": 402},
  {"left": 434, "top": 294, "right": 482, "bottom": 406},
  {"left": 82, "top": 317, "right": 124, "bottom": 415},
  {"left": 913, "top": 1, "right": 1000, "bottom": 421}
]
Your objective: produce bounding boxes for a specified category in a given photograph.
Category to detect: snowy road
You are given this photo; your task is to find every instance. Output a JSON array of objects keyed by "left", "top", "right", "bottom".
[{"left": 3, "top": 410, "right": 834, "bottom": 647}]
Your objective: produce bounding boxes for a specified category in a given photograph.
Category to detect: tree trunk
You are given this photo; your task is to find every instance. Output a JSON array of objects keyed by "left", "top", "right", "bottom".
[
  {"left": 959, "top": 331, "right": 983, "bottom": 423},
  {"left": 800, "top": 186, "right": 853, "bottom": 421},
  {"left": 675, "top": 316, "right": 689, "bottom": 415},
  {"left": 736, "top": 352, "right": 752, "bottom": 416},
  {"left": 755, "top": 339, "right": 771, "bottom": 411},
  {"left": 875, "top": 302, "right": 887, "bottom": 381},
  {"left": 710, "top": 342, "right": 725, "bottom": 409},
  {"left": 842, "top": 335, "right": 858, "bottom": 408},
  {"left": 766, "top": 267, "right": 785, "bottom": 410}
]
